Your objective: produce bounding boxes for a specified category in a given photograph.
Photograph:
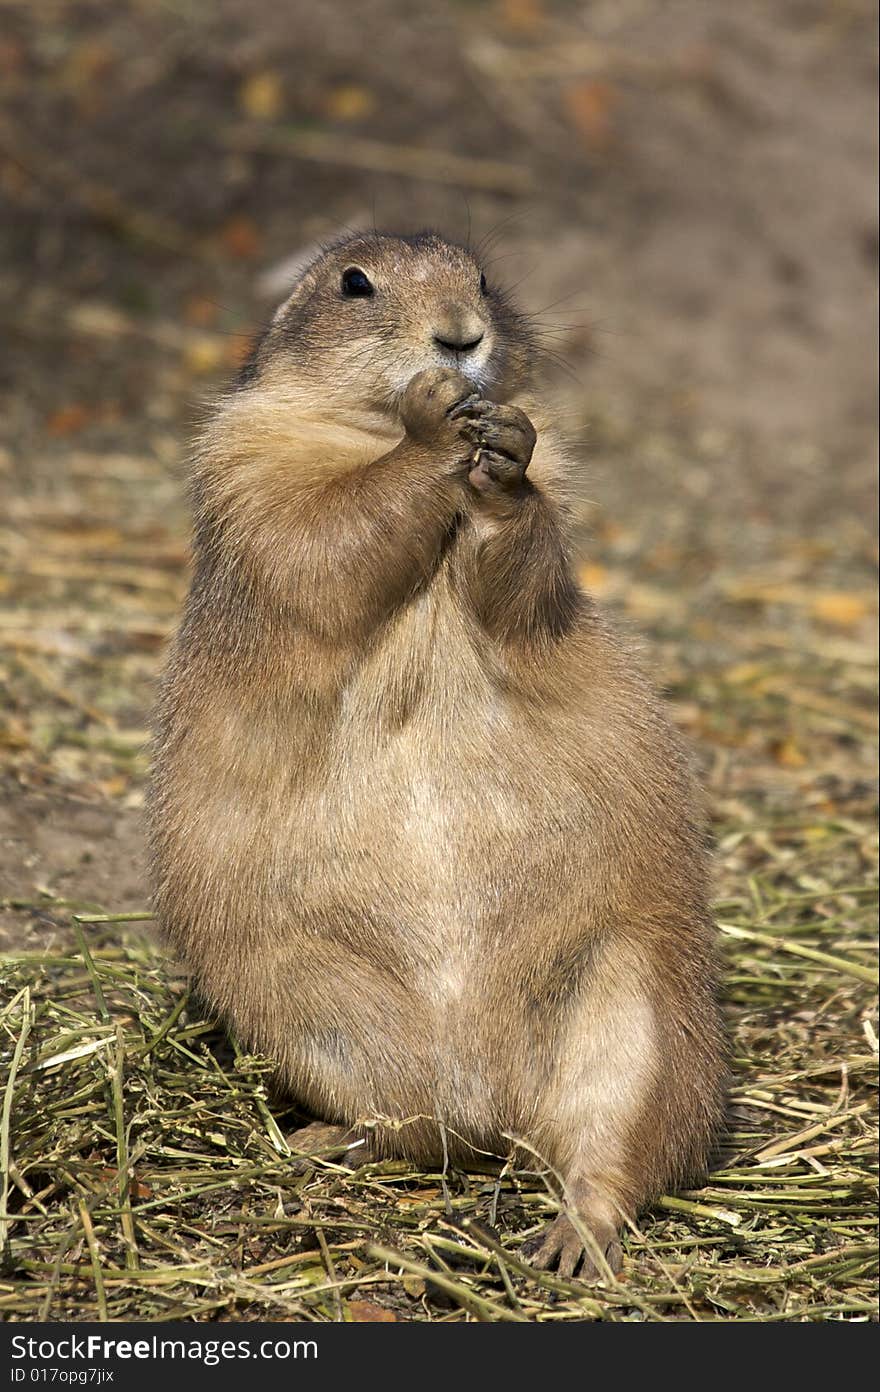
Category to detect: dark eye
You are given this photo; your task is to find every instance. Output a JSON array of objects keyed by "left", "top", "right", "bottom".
[
  {"left": 341, "top": 267, "right": 374, "bottom": 298},
  {"left": 479, "top": 272, "right": 488, "bottom": 295}
]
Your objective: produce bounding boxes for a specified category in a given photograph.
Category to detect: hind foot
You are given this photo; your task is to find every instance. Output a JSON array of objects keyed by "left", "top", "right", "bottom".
[
  {"left": 286, "top": 1120, "right": 374, "bottom": 1171},
  {"left": 522, "top": 1201, "right": 623, "bottom": 1282}
]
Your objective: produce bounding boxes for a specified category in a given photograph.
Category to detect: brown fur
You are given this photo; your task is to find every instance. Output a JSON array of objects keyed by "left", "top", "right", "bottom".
[{"left": 148, "top": 231, "right": 726, "bottom": 1279}]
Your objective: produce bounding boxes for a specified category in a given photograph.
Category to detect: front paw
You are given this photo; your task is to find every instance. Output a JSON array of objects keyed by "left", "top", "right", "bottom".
[
  {"left": 450, "top": 399, "right": 537, "bottom": 496},
  {"left": 466, "top": 449, "right": 528, "bottom": 495},
  {"left": 400, "top": 367, "right": 476, "bottom": 449}
]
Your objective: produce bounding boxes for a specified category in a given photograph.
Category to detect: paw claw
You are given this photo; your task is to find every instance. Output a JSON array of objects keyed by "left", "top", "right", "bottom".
[{"left": 447, "top": 393, "right": 482, "bottom": 420}]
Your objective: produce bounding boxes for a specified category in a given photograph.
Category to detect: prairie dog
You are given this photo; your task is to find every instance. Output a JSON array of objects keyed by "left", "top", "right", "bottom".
[{"left": 148, "top": 231, "right": 725, "bottom": 1278}]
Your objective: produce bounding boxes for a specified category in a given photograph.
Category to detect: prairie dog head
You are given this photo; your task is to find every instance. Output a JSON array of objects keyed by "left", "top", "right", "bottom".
[{"left": 240, "top": 231, "right": 534, "bottom": 416}]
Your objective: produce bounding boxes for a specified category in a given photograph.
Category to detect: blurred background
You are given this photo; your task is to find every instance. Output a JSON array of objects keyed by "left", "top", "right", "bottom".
[{"left": 0, "top": 0, "right": 877, "bottom": 936}]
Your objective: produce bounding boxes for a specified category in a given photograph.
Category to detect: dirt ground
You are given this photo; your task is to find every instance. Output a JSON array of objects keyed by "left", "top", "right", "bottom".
[
  {"left": 1, "top": 0, "right": 877, "bottom": 934},
  {"left": 0, "top": 0, "right": 877, "bottom": 1323}
]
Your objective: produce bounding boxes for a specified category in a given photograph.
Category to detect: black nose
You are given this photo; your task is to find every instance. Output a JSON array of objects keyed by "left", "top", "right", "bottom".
[{"left": 433, "top": 332, "right": 484, "bottom": 354}]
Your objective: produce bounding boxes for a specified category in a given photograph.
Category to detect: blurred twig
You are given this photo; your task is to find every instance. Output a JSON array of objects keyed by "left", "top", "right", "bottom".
[
  {"left": 223, "top": 124, "right": 537, "bottom": 194},
  {"left": 0, "top": 115, "right": 219, "bottom": 263}
]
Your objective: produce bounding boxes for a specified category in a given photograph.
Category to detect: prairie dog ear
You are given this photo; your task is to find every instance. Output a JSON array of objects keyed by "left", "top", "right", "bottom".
[{"left": 261, "top": 245, "right": 323, "bottom": 323}]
